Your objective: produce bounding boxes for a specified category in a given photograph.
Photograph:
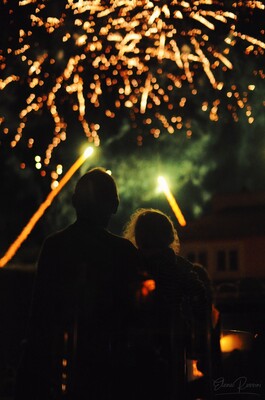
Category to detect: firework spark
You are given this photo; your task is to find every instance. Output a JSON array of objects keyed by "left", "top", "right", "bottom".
[
  {"left": 158, "top": 176, "right": 186, "bottom": 226},
  {"left": 0, "top": 1, "right": 264, "bottom": 180}
]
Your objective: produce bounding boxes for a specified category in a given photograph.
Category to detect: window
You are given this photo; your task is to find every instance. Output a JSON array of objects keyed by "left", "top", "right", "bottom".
[
  {"left": 216, "top": 249, "right": 239, "bottom": 272},
  {"left": 217, "top": 250, "right": 226, "bottom": 271},
  {"left": 198, "top": 251, "right": 208, "bottom": 268},
  {"left": 187, "top": 252, "right": 196, "bottom": 263},
  {"left": 229, "top": 250, "right": 238, "bottom": 271},
  {"left": 186, "top": 251, "right": 208, "bottom": 267}
]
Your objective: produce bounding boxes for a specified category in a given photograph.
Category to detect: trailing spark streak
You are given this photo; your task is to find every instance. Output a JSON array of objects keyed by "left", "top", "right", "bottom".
[
  {"left": 0, "top": 147, "right": 94, "bottom": 268},
  {"left": 158, "top": 176, "right": 186, "bottom": 227}
]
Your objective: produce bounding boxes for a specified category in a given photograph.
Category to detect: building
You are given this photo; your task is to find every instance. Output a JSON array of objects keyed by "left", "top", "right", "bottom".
[{"left": 179, "top": 191, "right": 265, "bottom": 284}]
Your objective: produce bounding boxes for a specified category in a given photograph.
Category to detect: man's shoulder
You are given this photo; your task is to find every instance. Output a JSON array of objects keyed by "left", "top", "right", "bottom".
[
  {"left": 175, "top": 254, "right": 193, "bottom": 270},
  {"left": 104, "top": 229, "right": 131, "bottom": 244},
  {"left": 103, "top": 229, "right": 138, "bottom": 253},
  {"left": 44, "top": 224, "right": 136, "bottom": 250},
  {"left": 39, "top": 224, "right": 80, "bottom": 255},
  {"left": 43, "top": 224, "right": 73, "bottom": 242}
]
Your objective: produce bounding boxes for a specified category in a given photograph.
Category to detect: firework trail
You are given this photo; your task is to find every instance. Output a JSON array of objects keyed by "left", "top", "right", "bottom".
[{"left": 0, "top": 146, "right": 94, "bottom": 267}]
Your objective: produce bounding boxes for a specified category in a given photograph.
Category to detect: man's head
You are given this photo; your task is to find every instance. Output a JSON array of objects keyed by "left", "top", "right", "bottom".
[{"left": 72, "top": 167, "right": 119, "bottom": 226}]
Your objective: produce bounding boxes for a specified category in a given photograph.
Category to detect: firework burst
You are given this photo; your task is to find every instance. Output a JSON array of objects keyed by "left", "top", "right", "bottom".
[{"left": 0, "top": 1, "right": 264, "bottom": 182}]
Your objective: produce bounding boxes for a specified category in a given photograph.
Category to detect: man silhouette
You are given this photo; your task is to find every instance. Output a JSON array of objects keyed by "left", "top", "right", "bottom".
[{"left": 15, "top": 167, "right": 141, "bottom": 399}]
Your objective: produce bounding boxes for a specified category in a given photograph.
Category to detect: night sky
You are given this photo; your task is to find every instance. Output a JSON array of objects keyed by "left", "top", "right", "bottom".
[{"left": 1, "top": 1, "right": 265, "bottom": 265}]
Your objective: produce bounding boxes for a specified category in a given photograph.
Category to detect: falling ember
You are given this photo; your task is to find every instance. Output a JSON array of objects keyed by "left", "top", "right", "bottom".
[
  {"left": 140, "top": 73, "right": 152, "bottom": 114},
  {"left": 0, "top": 147, "right": 94, "bottom": 268},
  {"left": 0, "top": 1, "right": 264, "bottom": 178},
  {"left": 158, "top": 176, "right": 186, "bottom": 227}
]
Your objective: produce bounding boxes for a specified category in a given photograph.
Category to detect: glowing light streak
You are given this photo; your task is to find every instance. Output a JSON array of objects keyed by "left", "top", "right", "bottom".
[
  {"left": 158, "top": 176, "right": 186, "bottom": 227},
  {"left": 0, "top": 76, "right": 20, "bottom": 90},
  {"left": 191, "top": 37, "right": 216, "bottom": 86},
  {"left": 140, "top": 73, "right": 152, "bottom": 114},
  {"left": 235, "top": 32, "right": 265, "bottom": 49},
  {"left": 0, "top": 147, "right": 94, "bottom": 268},
  {"left": 213, "top": 52, "right": 233, "bottom": 70},
  {"left": 190, "top": 12, "right": 215, "bottom": 30}
]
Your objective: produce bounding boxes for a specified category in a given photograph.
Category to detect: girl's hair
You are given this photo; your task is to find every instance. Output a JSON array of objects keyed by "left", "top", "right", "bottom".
[{"left": 123, "top": 208, "right": 180, "bottom": 254}]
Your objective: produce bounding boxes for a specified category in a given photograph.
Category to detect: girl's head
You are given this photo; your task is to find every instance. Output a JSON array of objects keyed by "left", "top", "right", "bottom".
[{"left": 124, "top": 208, "right": 180, "bottom": 254}]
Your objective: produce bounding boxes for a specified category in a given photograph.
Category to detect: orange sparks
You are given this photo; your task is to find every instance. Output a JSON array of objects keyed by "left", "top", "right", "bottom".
[{"left": 1, "top": 1, "right": 264, "bottom": 175}]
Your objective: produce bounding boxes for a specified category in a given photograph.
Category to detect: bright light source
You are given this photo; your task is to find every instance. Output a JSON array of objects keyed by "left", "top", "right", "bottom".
[
  {"left": 158, "top": 176, "right": 168, "bottom": 191},
  {"left": 83, "top": 146, "right": 94, "bottom": 158},
  {"left": 220, "top": 331, "right": 253, "bottom": 353},
  {"left": 157, "top": 176, "right": 187, "bottom": 227}
]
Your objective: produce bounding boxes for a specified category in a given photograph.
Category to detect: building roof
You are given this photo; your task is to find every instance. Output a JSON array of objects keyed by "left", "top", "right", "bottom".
[{"left": 179, "top": 191, "right": 265, "bottom": 241}]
